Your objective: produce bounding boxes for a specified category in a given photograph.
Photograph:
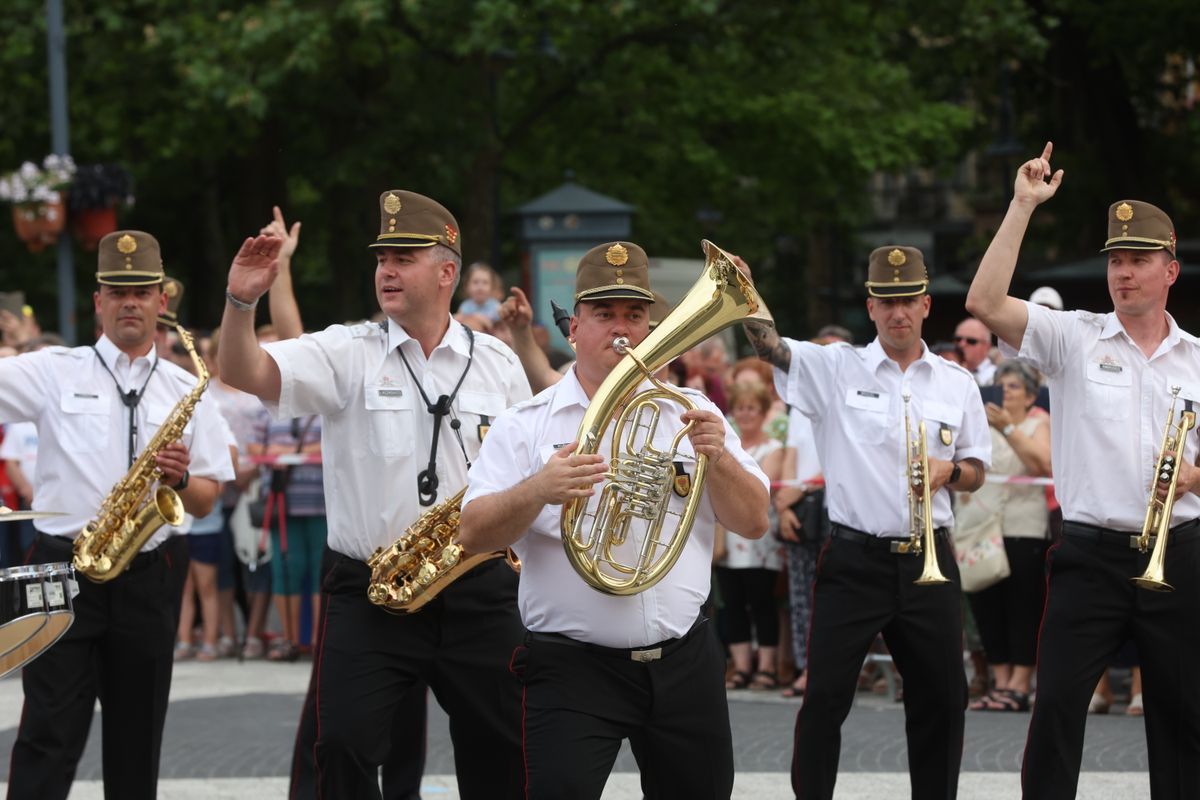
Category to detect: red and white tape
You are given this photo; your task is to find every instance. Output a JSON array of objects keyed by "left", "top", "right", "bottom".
[{"left": 770, "top": 474, "right": 1054, "bottom": 490}]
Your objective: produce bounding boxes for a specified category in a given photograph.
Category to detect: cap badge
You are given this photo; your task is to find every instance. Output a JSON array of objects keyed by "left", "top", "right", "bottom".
[
  {"left": 164, "top": 281, "right": 178, "bottom": 298},
  {"left": 116, "top": 234, "right": 138, "bottom": 255},
  {"left": 383, "top": 193, "right": 402, "bottom": 215},
  {"left": 1115, "top": 202, "right": 1134, "bottom": 222},
  {"left": 444, "top": 224, "right": 458, "bottom": 244},
  {"left": 887, "top": 248, "right": 906, "bottom": 266},
  {"left": 606, "top": 244, "right": 629, "bottom": 266}
]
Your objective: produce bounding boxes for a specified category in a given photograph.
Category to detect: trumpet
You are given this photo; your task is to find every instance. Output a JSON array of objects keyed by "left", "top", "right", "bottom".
[
  {"left": 1132, "top": 386, "right": 1196, "bottom": 592},
  {"left": 900, "top": 393, "right": 950, "bottom": 586}
]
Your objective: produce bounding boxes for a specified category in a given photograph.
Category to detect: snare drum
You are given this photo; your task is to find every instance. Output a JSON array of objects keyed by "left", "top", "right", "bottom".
[{"left": 0, "top": 562, "right": 76, "bottom": 678}]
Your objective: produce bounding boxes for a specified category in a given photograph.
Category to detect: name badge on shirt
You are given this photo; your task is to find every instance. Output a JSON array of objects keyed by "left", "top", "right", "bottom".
[
  {"left": 1097, "top": 355, "right": 1123, "bottom": 373},
  {"left": 845, "top": 388, "right": 888, "bottom": 414},
  {"left": 377, "top": 388, "right": 405, "bottom": 398}
]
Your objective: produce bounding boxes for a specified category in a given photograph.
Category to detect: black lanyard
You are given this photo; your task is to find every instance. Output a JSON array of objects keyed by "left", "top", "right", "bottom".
[
  {"left": 391, "top": 323, "right": 475, "bottom": 506},
  {"left": 91, "top": 345, "right": 160, "bottom": 467}
]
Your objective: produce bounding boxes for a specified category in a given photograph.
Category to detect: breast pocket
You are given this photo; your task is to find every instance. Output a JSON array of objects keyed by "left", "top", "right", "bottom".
[
  {"left": 59, "top": 392, "right": 110, "bottom": 453},
  {"left": 145, "top": 402, "right": 196, "bottom": 448},
  {"left": 364, "top": 386, "right": 415, "bottom": 459},
  {"left": 841, "top": 388, "right": 889, "bottom": 445},
  {"left": 456, "top": 389, "right": 506, "bottom": 453},
  {"left": 1084, "top": 362, "right": 1131, "bottom": 420},
  {"left": 922, "top": 400, "right": 963, "bottom": 460}
]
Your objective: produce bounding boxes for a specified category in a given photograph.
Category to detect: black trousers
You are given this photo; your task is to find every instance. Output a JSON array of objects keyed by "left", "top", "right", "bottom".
[
  {"left": 967, "top": 536, "right": 1049, "bottom": 666},
  {"left": 515, "top": 618, "right": 733, "bottom": 800},
  {"left": 8, "top": 533, "right": 190, "bottom": 800},
  {"left": 289, "top": 548, "right": 427, "bottom": 800},
  {"left": 792, "top": 529, "right": 965, "bottom": 800},
  {"left": 308, "top": 552, "right": 524, "bottom": 800},
  {"left": 1022, "top": 521, "right": 1200, "bottom": 800},
  {"left": 714, "top": 566, "right": 781, "bottom": 647}
]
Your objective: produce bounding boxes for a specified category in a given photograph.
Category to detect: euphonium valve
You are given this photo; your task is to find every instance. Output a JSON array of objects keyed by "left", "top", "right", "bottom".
[
  {"left": 561, "top": 239, "right": 773, "bottom": 596},
  {"left": 1132, "top": 386, "right": 1195, "bottom": 592},
  {"left": 902, "top": 393, "right": 950, "bottom": 586}
]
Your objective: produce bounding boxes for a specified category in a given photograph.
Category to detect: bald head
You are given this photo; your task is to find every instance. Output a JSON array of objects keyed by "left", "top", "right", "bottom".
[{"left": 954, "top": 318, "right": 992, "bottom": 370}]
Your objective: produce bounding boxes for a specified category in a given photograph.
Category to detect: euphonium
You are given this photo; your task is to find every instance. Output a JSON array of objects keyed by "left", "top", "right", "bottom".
[
  {"left": 1132, "top": 386, "right": 1196, "bottom": 592},
  {"left": 74, "top": 327, "right": 206, "bottom": 582},
  {"left": 366, "top": 488, "right": 520, "bottom": 614},
  {"left": 901, "top": 393, "right": 950, "bottom": 586},
  {"left": 561, "top": 239, "right": 773, "bottom": 596}
]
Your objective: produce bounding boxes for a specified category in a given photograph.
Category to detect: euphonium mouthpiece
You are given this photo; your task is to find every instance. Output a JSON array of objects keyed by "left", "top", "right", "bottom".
[{"left": 612, "top": 337, "right": 631, "bottom": 354}]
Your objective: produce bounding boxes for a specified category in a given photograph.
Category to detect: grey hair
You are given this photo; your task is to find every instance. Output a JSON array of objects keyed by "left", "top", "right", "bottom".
[
  {"left": 996, "top": 359, "right": 1040, "bottom": 398},
  {"left": 432, "top": 244, "right": 463, "bottom": 292}
]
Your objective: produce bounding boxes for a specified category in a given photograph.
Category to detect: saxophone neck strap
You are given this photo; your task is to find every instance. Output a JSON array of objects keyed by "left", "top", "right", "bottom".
[
  {"left": 91, "top": 345, "right": 161, "bottom": 467},
  {"left": 390, "top": 323, "right": 476, "bottom": 506}
]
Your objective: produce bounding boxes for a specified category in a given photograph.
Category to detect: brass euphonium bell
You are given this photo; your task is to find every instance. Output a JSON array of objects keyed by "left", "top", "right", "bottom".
[
  {"left": 560, "top": 240, "right": 773, "bottom": 595},
  {"left": 1132, "top": 386, "right": 1196, "bottom": 592},
  {"left": 901, "top": 394, "right": 950, "bottom": 586}
]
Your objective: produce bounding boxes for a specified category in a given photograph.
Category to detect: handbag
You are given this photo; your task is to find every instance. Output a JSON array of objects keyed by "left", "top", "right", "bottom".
[
  {"left": 954, "top": 510, "right": 1011, "bottom": 593},
  {"left": 231, "top": 476, "right": 271, "bottom": 569}
]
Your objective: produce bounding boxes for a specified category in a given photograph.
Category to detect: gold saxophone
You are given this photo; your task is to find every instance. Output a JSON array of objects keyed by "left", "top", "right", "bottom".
[
  {"left": 73, "top": 327, "right": 208, "bottom": 582},
  {"left": 366, "top": 488, "right": 519, "bottom": 614},
  {"left": 1132, "top": 386, "right": 1196, "bottom": 592},
  {"left": 561, "top": 240, "right": 773, "bottom": 595}
]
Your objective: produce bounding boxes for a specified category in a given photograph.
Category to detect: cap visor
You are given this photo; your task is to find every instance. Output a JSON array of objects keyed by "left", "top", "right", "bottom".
[
  {"left": 368, "top": 238, "right": 440, "bottom": 250},
  {"left": 1100, "top": 241, "right": 1169, "bottom": 253},
  {"left": 97, "top": 273, "right": 164, "bottom": 286},
  {"left": 865, "top": 282, "right": 928, "bottom": 298},
  {"left": 575, "top": 287, "right": 656, "bottom": 303}
]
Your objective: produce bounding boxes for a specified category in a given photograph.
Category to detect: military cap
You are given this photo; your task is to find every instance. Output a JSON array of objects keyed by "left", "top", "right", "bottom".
[
  {"left": 158, "top": 277, "right": 184, "bottom": 328},
  {"left": 96, "top": 231, "right": 164, "bottom": 286},
  {"left": 864, "top": 246, "right": 929, "bottom": 298},
  {"left": 368, "top": 190, "right": 461, "bottom": 256},
  {"left": 574, "top": 242, "right": 655, "bottom": 304},
  {"left": 1101, "top": 200, "right": 1176, "bottom": 255}
]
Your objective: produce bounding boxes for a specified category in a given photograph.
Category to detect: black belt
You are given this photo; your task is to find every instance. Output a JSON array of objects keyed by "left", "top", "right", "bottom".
[
  {"left": 1062, "top": 518, "right": 1200, "bottom": 550},
  {"left": 830, "top": 523, "right": 949, "bottom": 553},
  {"left": 34, "top": 532, "right": 170, "bottom": 573},
  {"left": 526, "top": 616, "right": 706, "bottom": 663}
]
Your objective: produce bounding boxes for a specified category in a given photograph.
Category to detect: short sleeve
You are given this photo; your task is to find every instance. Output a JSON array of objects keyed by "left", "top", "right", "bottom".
[
  {"left": 0, "top": 349, "right": 55, "bottom": 423},
  {"left": 774, "top": 339, "right": 840, "bottom": 421},
  {"left": 187, "top": 394, "right": 237, "bottom": 482},
  {"left": 262, "top": 325, "right": 360, "bottom": 419},
  {"left": 1010, "top": 301, "right": 1079, "bottom": 379},
  {"left": 952, "top": 375, "right": 992, "bottom": 469},
  {"left": 462, "top": 409, "right": 537, "bottom": 509}
]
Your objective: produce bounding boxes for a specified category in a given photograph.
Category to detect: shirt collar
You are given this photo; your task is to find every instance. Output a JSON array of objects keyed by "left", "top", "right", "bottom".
[
  {"left": 863, "top": 337, "right": 936, "bottom": 374},
  {"left": 549, "top": 367, "right": 592, "bottom": 416},
  {"left": 386, "top": 315, "right": 472, "bottom": 360},
  {"left": 1100, "top": 310, "right": 1194, "bottom": 353},
  {"left": 94, "top": 333, "right": 157, "bottom": 371}
]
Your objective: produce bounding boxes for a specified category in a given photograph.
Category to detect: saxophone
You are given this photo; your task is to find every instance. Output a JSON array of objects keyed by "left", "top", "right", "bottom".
[
  {"left": 366, "top": 488, "right": 519, "bottom": 614},
  {"left": 74, "top": 327, "right": 209, "bottom": 582}
]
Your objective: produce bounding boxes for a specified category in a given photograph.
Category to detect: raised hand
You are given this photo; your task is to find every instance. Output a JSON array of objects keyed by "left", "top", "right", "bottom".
[
  {"left": 499, "top": 286, "right": 534, "bottom": 331},
  {"left": 1014, "top": 141, "right": 1064, "bottom": 208},
  {"left": 260, "top": 206, "right": 301, "bottom": 260},
  {"left": 227, "top": 234, "right": 283, "bottom": 305}
]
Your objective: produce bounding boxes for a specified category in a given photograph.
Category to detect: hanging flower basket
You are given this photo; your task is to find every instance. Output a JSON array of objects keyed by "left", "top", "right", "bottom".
[
  {"left": 0, "top": 155, "right": 75, "bottom": 253},
  {"left": 12, "top": 197, "right": 67, "bottom": 252},
  {"left": 68, "top": 164, "right": 134, "bottom": 249},
  {"left": 72, "top": 205, "right": 118, "bottom": 250}
]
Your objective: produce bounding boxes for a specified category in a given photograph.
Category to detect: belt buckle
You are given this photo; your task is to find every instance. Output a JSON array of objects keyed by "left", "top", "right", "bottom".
[
  {"left": 630, "top": 647, "right": 662, "bottom": 663},
  {"left": 1129, "top": 535, "right": 1156, "bottom": 551},
  {"left": 890, "top": 540, "right": 916, "bottom": 554}
]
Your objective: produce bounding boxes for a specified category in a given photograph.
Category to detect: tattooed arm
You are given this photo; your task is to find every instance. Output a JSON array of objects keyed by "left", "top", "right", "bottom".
[{"left": 743, "top": 319, "right": 790, "bottom": 371}]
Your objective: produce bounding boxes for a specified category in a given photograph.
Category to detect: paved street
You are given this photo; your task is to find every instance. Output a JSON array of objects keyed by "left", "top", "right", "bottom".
[{"left": 0, "top": 659, "right": 1153, "bottom": 798}]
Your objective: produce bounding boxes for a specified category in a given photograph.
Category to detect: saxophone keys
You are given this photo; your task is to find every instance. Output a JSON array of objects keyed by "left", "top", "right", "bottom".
[
  {"left": 76, "top": 553, "right": 93, "bottom": 569},
  {"left": 394, "top": 552, "right": 416, "bottom": 573},
  {"left": 97, "top": 556, "right": 112, "bottom": 574},
  {"left": 416, "top": 562, "right": 438, "bottom": 586},
  {"left": 440, "top": 544, "right": 462, "bottom": 568}
]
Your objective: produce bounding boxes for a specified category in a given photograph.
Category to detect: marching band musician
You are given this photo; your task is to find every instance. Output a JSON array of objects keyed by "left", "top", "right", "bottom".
[
  {"left": 218, "top": 190, "right": 529, "bottom": 799},
  {"left": 742, "top": 246, "right": 989, "bottom": 800},
  {"left": 458, "top": 242, "right": 770, "bottom": 800},
  {"left": 967, "top": 142, "right": 1200, "bottom": 800},
  {"left": 0, "top": 231, "right": 234, "bottom": 800}
]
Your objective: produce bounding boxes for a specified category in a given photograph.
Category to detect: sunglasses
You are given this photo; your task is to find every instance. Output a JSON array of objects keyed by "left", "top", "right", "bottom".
[{"left": 955, "top": 336, "right": 984, "bottom": 346}]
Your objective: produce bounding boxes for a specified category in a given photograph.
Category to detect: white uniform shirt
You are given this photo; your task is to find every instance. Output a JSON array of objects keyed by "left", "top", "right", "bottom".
[
  {"left": 0, "top": 421, "right": 39, "bottom": 485},
  {"left": 463, "top": 368, "right": 769, "bottom": 648},
  {"left": 1007, "top": 301, "right": 1200, "bottom": 530},
  {"left": 263, "top": 318, "right": 530, "bottom": 562},
  {"left": 972, "top": 359, "right": 997, "bottom": 387},
  {"left": 0, "top": 335, "right": 235, "bottom": 548},
  {"left": 774, "top": 338, "right": 991, "bottom": 537},
  {"left": 786, "top": 406, "right": 822, "bottom": 483}
]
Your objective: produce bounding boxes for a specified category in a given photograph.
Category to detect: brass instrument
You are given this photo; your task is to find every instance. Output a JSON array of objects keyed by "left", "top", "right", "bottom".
[
  {"left": 73, "top": 327, "right": 207, "bottom": 582},
  {"left": 901, "top": 393, "right": 950, "bottom": 585},
  {"left": 1132, "top": 386, "right": 1195, "bottom": 592},
  {"left": 561, "top": 239, "right": 773, "bottom": 595},
  {"left": 366, "top": 487, "right": 520, "bottom": 614}
]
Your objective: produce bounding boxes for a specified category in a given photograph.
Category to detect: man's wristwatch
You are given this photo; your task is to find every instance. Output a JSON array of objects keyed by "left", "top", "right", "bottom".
[
  {"left": 949, "top": 463, "right": 962, "bottom": 485},
  {"left": 1001, "top": 423, "right": 1015, "bottom": 437},
  {"left": 171, "top": 470, "right": 190, "bottom": 492}
]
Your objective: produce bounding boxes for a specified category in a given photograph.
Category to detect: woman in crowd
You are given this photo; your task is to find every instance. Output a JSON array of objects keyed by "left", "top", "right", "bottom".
[
  {"left": 957, "top": 359, "right": 1052, "bottom": 712},
  {"left": 716, "top": 382, "right": 785, "bottom": 690}
]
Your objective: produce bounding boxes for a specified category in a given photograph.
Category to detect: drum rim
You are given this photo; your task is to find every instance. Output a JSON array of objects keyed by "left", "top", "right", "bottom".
[{"left": 0, "top": 562, "right": 73, "bottom": 581}]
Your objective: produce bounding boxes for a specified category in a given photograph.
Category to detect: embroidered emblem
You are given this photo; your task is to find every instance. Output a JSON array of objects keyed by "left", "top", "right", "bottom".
[
  {"left": 383, "top": 193, "right": 402, "bottom": 214},
  {"left": 939, "top": 423, "right": 952, "bottom": 447},
  {"left": 887, "top": 248, "right": 906, "bottom": 267},
  {"left": 116, "top": 234, "right": 137, "bottom": 254},
  {"left": 606, "top": 244, "right": 629, "bottom": 266},
  {"left": 1115, "top": 202, "right": 1133, "bottom": 222},
  {"left": 444, "top": 224, "right": 458, "bottom": 244},
  {"left": 1098, "top": 354, "right": 1123, "bottom": 373},
  {"left": 672, "top": 462, "right": 691, "bottom": 498}
]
